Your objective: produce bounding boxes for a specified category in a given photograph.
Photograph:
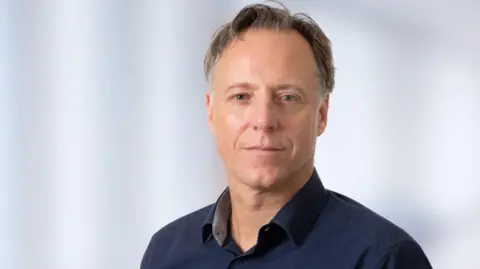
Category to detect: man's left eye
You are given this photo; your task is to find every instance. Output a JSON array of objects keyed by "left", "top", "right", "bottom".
[{"left": 280, "top": 95, "right": 298, "bottom": 101}]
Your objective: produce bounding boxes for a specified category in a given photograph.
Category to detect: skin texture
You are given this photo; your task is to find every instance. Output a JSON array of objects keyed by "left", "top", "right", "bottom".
[{"left": 206, "top": 28, "right": 330, "bottom": 251}]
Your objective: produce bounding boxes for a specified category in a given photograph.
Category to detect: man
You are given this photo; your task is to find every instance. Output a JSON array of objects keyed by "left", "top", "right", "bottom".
[{"left": 141, "top": 2, "right": 432, "bottom": 268}]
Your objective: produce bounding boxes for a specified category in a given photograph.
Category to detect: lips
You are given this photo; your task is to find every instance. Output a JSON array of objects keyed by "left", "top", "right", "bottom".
[{"left": 245, "top": 145, "right": 284, "bottom": 151}]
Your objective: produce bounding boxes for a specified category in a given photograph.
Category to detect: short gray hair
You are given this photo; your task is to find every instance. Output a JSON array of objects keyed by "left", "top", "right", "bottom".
[{"left": 204, "top": 1, "right": 335, "bottom": 95}]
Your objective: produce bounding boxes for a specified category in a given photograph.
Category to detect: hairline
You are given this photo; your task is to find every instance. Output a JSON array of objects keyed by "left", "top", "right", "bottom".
[{"left": 206, "top": 40, "right": 327, "bottom": 96}]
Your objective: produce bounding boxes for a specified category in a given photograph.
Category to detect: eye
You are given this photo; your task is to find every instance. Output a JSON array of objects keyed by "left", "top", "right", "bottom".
[
  {"left": 279, "top": 94, "right": 299, "bottom": 102},
  {"left": 231, "top": 93, "right": 250, "bottom": 101}
]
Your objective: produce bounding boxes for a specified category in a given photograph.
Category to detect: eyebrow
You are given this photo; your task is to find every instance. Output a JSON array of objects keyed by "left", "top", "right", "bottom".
[
  {"left": 225, "top": 82, "right": 257, "bottom": 93},
  {"left": 225, "top": 82, "right": 304, "bottom": 93}
]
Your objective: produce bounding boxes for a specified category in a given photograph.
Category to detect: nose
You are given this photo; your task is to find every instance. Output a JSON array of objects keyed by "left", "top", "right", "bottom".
[{"left": 247, "top": 97, "right": 279, "bottom": 133}]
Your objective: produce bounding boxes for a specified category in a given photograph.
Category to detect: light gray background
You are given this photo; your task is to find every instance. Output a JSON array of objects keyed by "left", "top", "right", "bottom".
[{"left": 1, "top": 0, "right": 479, "bottom": 268}]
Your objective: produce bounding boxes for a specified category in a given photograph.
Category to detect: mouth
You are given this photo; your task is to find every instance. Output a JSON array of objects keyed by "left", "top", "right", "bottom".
[{"left": 245, "top": 145, "right": 285, "bottom": 152}]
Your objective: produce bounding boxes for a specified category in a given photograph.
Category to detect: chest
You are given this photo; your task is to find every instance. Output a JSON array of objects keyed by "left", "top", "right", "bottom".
[{"left": 159, "top": 241, "right": 368, "bottom": 269}]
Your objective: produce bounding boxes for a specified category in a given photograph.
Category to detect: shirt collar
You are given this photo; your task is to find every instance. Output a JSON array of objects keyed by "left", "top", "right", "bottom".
[
  {"left": 202, "top": 168, "right": 328, "bottom": 246},
  {"left": 202, "top": 187, "right": 231, "bottom": 246}
]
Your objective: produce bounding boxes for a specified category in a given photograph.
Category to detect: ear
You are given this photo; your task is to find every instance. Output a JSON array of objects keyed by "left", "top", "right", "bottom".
[
  {"left": 206, "top": 90, "right": 214, "bottom": 133},
  {"left": 316, "top": 94, "right": 329, "bottom": 137}
]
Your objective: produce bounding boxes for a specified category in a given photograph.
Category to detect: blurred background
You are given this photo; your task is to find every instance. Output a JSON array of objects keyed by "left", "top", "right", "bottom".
[{"left": 1, "top": 0, "right": 479, "bottom": 268}]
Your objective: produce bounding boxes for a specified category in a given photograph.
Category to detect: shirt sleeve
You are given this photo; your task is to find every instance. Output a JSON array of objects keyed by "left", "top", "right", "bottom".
[{"left": 375, "top": 241, "right": 433, "bottom": 269}]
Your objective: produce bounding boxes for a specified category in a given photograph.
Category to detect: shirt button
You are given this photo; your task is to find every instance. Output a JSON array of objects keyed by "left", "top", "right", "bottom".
[{"left": 234, "top": 260, "right": 244, "bottom": 267}]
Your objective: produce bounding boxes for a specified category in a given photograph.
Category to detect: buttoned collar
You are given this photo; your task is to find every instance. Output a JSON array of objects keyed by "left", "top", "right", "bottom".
[{"left": 202, "top": 168, "right": 328, "bottom": 246}]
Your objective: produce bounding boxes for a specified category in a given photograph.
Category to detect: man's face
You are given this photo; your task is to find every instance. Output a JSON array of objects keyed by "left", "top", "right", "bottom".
[{"left": 206, "top": 29, "right": 329, "bottom": 190}]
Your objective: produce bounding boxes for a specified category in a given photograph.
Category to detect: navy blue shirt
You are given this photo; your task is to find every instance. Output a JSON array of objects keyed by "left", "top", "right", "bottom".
[{"left": 141, "top": 169, "right": 432, "bottom": 268}]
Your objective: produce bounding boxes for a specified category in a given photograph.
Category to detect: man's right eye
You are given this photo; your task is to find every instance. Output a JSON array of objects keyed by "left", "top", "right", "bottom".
[{"left": 231, "top": 93, "right": 249, "bottom": 100}]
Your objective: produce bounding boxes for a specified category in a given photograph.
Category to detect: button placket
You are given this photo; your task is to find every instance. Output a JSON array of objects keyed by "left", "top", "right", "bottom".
[{"left": 228, "top": 259, "right": 244, "bottom": 269}]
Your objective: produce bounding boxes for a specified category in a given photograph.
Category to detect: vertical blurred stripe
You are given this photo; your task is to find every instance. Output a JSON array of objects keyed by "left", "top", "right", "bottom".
[
  {"left": 43, "top": 0, "right": 102, "bottom": 267},
  {"left": 0, "top": 0, "right": 15, "bottom": 268}
]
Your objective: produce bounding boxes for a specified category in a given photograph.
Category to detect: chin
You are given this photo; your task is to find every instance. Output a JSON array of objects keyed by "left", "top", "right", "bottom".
[{"left": 235, "top": 166, "right": 288, "bottom": 190}]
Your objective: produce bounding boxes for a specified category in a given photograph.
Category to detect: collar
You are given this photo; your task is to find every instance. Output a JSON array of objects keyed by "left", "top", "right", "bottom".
[{"left": 202, "top": 168, "right": 328, "bottom": 246}]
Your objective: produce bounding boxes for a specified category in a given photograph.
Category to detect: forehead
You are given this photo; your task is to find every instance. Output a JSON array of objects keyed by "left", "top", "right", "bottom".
[{"left": 212, "top": 29, "right": 318, "bottom": 88}]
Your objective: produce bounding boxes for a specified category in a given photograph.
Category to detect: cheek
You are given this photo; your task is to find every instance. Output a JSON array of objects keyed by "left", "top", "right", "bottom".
[
  {"left": 213, "top": 108, "right": 247, "bottom": 148},
  {"left": 288, "top": 113, "right": 318, "bottom": 147}
]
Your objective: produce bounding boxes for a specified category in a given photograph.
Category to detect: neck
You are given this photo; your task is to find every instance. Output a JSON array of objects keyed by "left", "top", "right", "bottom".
[{"left": 228, "top": 162, "right": 314, "bottom": 252}]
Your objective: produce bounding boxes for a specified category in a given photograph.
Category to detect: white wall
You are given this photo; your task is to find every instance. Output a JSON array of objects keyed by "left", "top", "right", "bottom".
[{"left": 0, "top": 0, "right": 478, "bottom": 268}]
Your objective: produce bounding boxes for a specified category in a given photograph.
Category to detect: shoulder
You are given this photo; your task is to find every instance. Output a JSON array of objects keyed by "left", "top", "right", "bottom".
[
  {"left": 323, "top": 190, "right": 415, "bottom": 244},
  {"left": 148, "top": 203, "right": 213, "bottom": 247},
  {"left": 314, "top": 190, "right": 431, "bottom": 267},
  {"left": 375, "top": 240, "right": 432, "bottom": 268},
  {"left": 151, "top": 203, "right": 213, "bottom": 241},
  {"left": 140, "top": 204, "right": 214, "bottom": 268}
]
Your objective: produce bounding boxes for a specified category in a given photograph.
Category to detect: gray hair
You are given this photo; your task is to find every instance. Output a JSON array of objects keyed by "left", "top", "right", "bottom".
[{"left": 204, "top": 1, "right": 335, "bottom": 95}]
